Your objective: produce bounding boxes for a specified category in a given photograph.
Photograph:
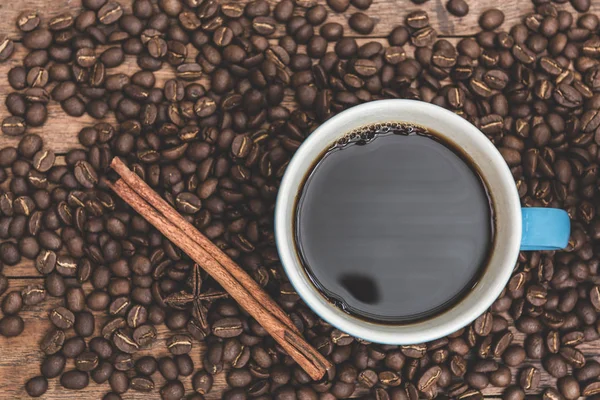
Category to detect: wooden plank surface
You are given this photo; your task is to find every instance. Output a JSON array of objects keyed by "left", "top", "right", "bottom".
[
  {"left": 0, "top": 0, "right": 598, "bottom": 399},
  {"left": 0, "top": 0, "right": 596, "bottom": 40},
  {"left": 0, "top": 0, "right": 520, "bottom": 39}
]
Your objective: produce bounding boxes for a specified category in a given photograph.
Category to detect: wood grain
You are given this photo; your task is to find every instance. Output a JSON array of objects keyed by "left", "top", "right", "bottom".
[
  {"left": 2, "top": 277, "right": 598, "bottom": 399},
  {"left": 0, "top": 0, "right": 521, "bottom": 39},
  {"left": 1, "top": 0, "right": 596, "bottom": 41},
  {"left": 0, "top": 37, "right": 465, "bottom": 155}
]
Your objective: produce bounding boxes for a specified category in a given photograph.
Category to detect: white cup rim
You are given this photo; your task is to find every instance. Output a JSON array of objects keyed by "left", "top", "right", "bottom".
[{"left": 275, "top": 100, "right": 522, "bottom": 344}]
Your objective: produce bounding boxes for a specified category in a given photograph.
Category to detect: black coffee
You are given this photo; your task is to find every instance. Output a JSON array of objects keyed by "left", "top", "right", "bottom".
[{"left": 295, "top": 123, "right": 494, "bottom": 323}]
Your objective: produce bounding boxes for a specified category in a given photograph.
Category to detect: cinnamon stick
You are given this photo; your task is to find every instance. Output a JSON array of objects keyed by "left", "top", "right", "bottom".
[
  {"left": 107, "top": 172, "right": 332, "bottom": 380},
  {"left": 111, "top": 157, "right": 299, "bottom": 335}
]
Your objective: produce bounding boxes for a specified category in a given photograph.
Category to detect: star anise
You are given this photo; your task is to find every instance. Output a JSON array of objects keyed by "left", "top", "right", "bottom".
[{"left": 164, "top": 264, "right": 227, "bottom": 331}]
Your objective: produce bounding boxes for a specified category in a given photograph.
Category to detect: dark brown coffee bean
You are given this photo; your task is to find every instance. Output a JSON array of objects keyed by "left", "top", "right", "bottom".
[
  {"left": 41, "top": 329, "right": 65, "bottom": 355},
  {"left": 0, "top": 315, "right": 24, "bottom": 337},
  {"left": 576, "top": 360, "right": 600, "bottom": 381},
  {"left": 327, "top": 0, "right": 349, "bottom": 12},
  {"left": 503, "top": 345, "right": 526, "bottom": 366},
  {"left": 557, "top": 376, "right": 580, "bottom": 400},
  {"left": 406, "top": 11, "right": 429, "bottom": 29},
  {"left": 131, "top": 376, "right": 154, "bottom": 392},
  {"left": 25, "top": 376, "right": 48, "bottom": 397},
  {"left": 60, "top": 370, "right": 89, "bottom": 390},
  {"left": 559, "top": 347, "right": 585, "bottom": 368},
  {"left": 349, "top": 12, "right": 375, "bottom": 34},
  {"left": 114, "top": 329, "right": 139, "bottom": 353},
  {"left": 74, "top": 312, "right": 94, "bottom": 337},
  {"left": 98, "top": 2, "right": 123, "bottom": 24},
  {"left": 212, "top": 317, "right": 243, "bottom": 338},
  {"left": 17, "top": 10, "right": 40, "bottom": 32},
  {"left": 519, "top": 366, "right": 540, "bottom": 391},
  {"left": 480, "top": 9, "right": 504, "bottom": 30},
  {"left": 446, "top": 0, "right": 469, "bottom": 16},
  {"left": 26, "top": 67, "right": 48, "bottom": 88},
  {"left": 161, "top": 380, "right": 184, "bottom": 400},
  {"left": 166, "top": 334, "right": 192, "bottom": 355},
  {"left": 412, "top": 27, "right": 437, "bottom": 48},
  {"left": 74, "top": 351, "right": 99, "bottom": 372},
  {"left": 48, "top": 13, "right": 74, "bottom": 31},
  {"left": 24, "top": 29, "right": 52, "bottom": 50},
  {"left": 2, "top": 117, "right": 26, "bottom": 136}
]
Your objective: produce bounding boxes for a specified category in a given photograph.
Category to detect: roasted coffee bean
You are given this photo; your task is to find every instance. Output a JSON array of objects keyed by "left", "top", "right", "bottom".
[
  {"left": 0, "top": 315, "right": 24, "bottom": 337},
  {"left": 557, "top": 376, "right": 580, "bottom": 400},
  {"left": 167, "top": 334, "right": 192, "bottom": 355},
  {"left": 41, "top": 329, "right": 65, "bottom": 354},
  {"left": 133, "top": 324, "right": 157, "bottom": 346},
  {"left": 327, "top": 0, "right": 350, "bottom": 12},
  {"left": 1, "top": 117, "right": 27, "bottom": 139},
  {"left": 131, "top": 376, "right": 155, "bottom": 392},
  {"left": 447, "top": 0, "right": 469, "bottom": 17},
  {"left": 74, "top": 311, "right": 94, "bottom": 337},
  {"left": 24, "top": 29, "right": 52, "bottom": 50},
  {"left": 60, "top": 370, "right": 89, "bottom": 390},
  {"left": 75, "top": 351, "right": 99, "bottom": 372},
  {"left": 349, "top": 12, "right": 375, "bottom": 34},
  {"left": 158, "top": 356, "right": 178, "bottom": 381},
  {"left": 175, "top": 354, "right": 194, "bottom": 377},
  {"left": 480, "top": 9, "right": 504, "bottom": 30},
  {"left": 212, "top": 317, "right": 243, "bottom": 338},
  {"left": 114, "top": 329, "right": 139, "bottom": 353},
  {"left": 25, "top": 376, "right": 48, "bottom": 397},
  {"left": 41, "top": 354, "right": 66, "bottom": 379},
  {"left": 17, "top": 10, "right": 40, "bottom": 32},
  {"left": 160, "top": 380, "right": 184, "bottom": 400},
  {"left": 519, "top": 366, "right": 540, "bottom": 391},
  {"left": 98, "top": 2, "right": 123, "bottom": 24}
]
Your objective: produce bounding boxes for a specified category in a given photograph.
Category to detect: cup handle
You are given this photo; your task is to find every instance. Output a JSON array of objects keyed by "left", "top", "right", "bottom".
[{"left": 520, "top": 208, "right": 571, "bottom": 251}]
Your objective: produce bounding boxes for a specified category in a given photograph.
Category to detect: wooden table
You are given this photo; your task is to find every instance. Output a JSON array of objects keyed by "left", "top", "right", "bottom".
[{"left": 0, "top": 0, "right": 598, "bottom": 398}]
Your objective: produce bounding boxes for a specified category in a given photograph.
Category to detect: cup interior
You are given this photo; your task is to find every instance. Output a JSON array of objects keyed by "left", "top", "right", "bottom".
[{"left": 275, "top": 100, "right": 522, "bottom": 344}]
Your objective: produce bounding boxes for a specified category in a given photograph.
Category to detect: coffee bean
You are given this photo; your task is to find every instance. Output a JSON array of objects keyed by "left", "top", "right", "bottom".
[
  {"left": 75, "top": 351, "right": 99, "bottom": 372},
  {"left": 175, "top": 354, "right": 194, "bottom": 377},
  {"left": 74, "top": 311, "right": 94, "bottom": 337},
  {"left": 131, "top": 376, "right": 155, "bottom": 392},
  {"left": 40, "top": 329, "right": 65, "bottom": 354},
  {"left": 0, "top": 315, "right": 24, "bottom": 337},
  {"left": 49, "top": 306, "right": 75, "bottom": 329},
  {"left": 25, "top": 376, "right": 48, "bottom": 397},
  {"left": 98, "top": 2, "right": 123, "bottom": 24},
  {"left": 134, "top": 324, "right": 157, "bottom": 347},
  {"left": 503, "top": 386, "right": 525, "bottom": 400},
  {"left": 167, "top": 334, "right": 192, "bottom": 355},
  {"left": 446, "top": 0, "right": 469, "bottom": 17},
  {"left": 22, "top": 284, "right": 46, "bottom": 305},
  {"left": 90, "top": 361, "right": 112, "bottom": 384},
  {"left": 324, "top": 0, "right": 348, "bottom": 13},
  {"left": 60, "top": 370, "right": 89, "bottom": 390},
  {"left": 23, "top": 29, "right": 52, "bottom": 50},
  {"left": 519, "top": 365, "right": 540, "bottom": 391},
  {"left": 576, "top": 360, "right": 600, "bottom": 381},
  {"left": 212, "top": 317, "right": 243, "bottom": 338},
  {"left": 2, "top": 117, "right": 26, "bottom": 136},
  {"left": 17, "top": 10, "right": 40, "bottom": 32},
  {"left": 161, "top": 380, "right": 184, "bottom": 400},
  {"left": 557, "top": 376, "right": 580, "bottom": 400},
  {"left": 349, "top": 12, "right": 375, "bottom": 34},
  {"left": 114, "top": 329, "right": 139, "bottom": 353}
]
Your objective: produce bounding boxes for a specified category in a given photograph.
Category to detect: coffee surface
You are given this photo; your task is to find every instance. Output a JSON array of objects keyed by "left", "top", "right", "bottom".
[{"left": 295, "top": 125, "right": 493, "bottom": 322}]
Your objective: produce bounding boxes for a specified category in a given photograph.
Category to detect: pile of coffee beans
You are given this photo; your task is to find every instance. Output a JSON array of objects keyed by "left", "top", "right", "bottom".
[{"left": 0, "top": 0, "right": 600, "bottom": 399}]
